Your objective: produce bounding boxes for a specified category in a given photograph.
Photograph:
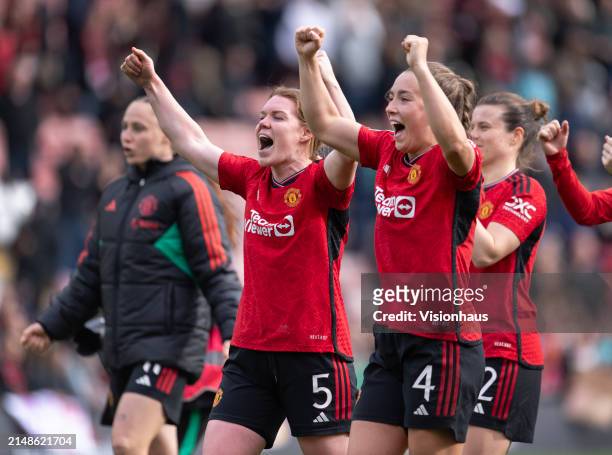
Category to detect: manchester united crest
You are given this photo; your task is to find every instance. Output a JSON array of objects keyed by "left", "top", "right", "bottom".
[
  {"left": 139, "top": 195, "right": 158, "bottom": 217},
  {"left": 407, "top": 164, "right": 422, "bottom": 184},
  {"left": 284, "top": 188, "right": 302, "bottom": 207},
  {"left": 478, "top": 201, "right": 494, "bottom": 220},
  {"left": 213, "top": 388, "right": 223, "bottom": 407}
]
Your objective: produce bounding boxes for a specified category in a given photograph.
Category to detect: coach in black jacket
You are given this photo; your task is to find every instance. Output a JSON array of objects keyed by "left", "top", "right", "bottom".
[
  {"left": 39, "top": 155, "right": 239, "bottom": 379},
  {"left": 22, "top": 98, "right": 240, "bottom": 454}
]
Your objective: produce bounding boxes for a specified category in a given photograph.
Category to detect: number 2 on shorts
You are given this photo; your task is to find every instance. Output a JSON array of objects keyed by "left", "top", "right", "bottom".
[
  {"left": 478, "top": 366, "right": 497, "bottom": 402},
  {"left": 312, "top": 373, "right": 332, "bottom": 409}
]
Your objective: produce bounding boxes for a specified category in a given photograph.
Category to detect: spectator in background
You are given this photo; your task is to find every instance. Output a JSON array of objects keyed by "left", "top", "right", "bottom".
[{"left": 21, "top": 97, "right": 241, "bottom": 455}]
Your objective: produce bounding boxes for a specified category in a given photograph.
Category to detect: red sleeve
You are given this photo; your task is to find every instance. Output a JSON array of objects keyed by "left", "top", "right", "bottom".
[
  {"left": 546, "top": 148, "right": 612, "bottom": 225},
  {"left": 446, "top": 141, "right": 483, "bottom": 191},
  {"left": 490, "top": 176, "right": 547, "bottom": 242},
  {"left": 313, "top": 160, "right": 355, "bottom": 210},
  {"left": 358, "top": 126, "right": 393, "bottom": 170},
  {"left": 217, "top": 152, "right": 260, "bottom": 199}
]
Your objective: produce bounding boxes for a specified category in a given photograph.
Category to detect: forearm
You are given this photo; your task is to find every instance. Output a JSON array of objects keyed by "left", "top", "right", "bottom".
[
  {"left": 547, "top": 149, "right": 612, "bottom": 225},
  {"left": 145, "top": 75, "right": 221, "bottom": 180},
  {"left": 298, "top": 56, "right": 341, "bottom": 138},
  {"left": 323, "top": 77, "right": 355, "bottom": 122},
  {"left": 412, "top": 64, "right": 471, "bottom": 170},
  {"left": 472, "top": 221, "right": 497, "bottom": 268}
]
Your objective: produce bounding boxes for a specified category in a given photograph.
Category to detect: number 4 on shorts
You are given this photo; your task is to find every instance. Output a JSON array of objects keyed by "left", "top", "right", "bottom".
[{"left": 412, "top": 365, "right": 435, "bottom": 402}]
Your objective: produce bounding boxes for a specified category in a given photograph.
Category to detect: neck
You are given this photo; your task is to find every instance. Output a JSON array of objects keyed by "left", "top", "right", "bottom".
[
  {"left": 482, "top": 156, "right": 518, "bottom": 184},
  {"left": 271, "top": 157, "right": 311, "bottom": 182}
]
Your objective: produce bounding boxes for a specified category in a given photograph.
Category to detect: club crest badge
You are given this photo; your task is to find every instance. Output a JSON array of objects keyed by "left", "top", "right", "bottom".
[
  {"left": 407, "top": 164, "right": 422, "bottom": 184},
  {"left": 479, "top": 201, "right": 494, "bottom": 220},
  {"left": 284, "top": 188, "right": 302, "bottom": 208}
]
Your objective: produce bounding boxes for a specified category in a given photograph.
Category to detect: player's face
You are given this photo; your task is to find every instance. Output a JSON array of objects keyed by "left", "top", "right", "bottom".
[
  {"left": 385, "top": 71, "right": 433, "bottom": 153},
  {"left": 255, "top": 95, "right": 312, "bottom": 167},
  {"left": 470, "top": 104, "right": 516, "bottom": 166},
  {"left": 120, "top": 101, "right": 168, "bottom": 167}
]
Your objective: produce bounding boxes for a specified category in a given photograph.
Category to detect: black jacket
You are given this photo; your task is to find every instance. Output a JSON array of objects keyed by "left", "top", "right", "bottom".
[{"left": 39, "top": 157, "right": 241, "bottom": 381}]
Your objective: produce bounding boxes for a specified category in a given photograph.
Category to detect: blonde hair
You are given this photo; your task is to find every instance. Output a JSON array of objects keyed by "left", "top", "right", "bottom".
[{"left": 268, "top": 86, "right": 321, "bottom": 161}]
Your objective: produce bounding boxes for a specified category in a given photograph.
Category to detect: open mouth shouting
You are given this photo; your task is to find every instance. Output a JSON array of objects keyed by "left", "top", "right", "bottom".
[
  {"left": 390, "top": 120, "right": 406, "bottom": 140},
  {"left": 258, "top": 133, "right": 274, "bottom": 152}
]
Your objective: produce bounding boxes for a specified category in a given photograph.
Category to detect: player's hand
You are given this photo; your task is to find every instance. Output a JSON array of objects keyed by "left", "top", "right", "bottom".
[
  {"left": 538, "top": 120, "right": 569, "bottom": 156},
  {"left": 295, "top": 26, "right": 324, "bottom": 60},
  {"left": 222, "top": 340, "right": 231, "bottom": 361},
  {"left": 316, "top": 50, "right": 336, "bottom": 84},
  {"left": 20, "top": 323, "right": 51, "bottom": 354},
  {"left": 120, "top": 47, "right": 156, "bottom": 88},
  {"left": 402, "top": 35, "right": 429, "bottom": 70},
  {"left": 601, "top": 135, "right": 612, "bottom": 175}
]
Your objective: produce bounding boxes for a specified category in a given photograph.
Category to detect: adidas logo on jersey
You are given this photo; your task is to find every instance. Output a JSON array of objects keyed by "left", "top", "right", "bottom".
[
  {"left": 135, "top": 375, "right": 151, "bottom": 387},
  {"left": 413, "top": 404, "right": 429, "bottom": 416},
  {"left": 474, "top": 403, "right": 485, "bottom": 414},
  {"left": 313, "top": 412, "right": 330, "bottom": 423}
]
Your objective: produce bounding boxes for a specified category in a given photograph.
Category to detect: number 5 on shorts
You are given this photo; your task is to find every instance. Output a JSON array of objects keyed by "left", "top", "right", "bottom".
[
  {"left": 412, "top": 364, "right": 435, "bottom": 402},
  {"left": 312, "top": 373, "right": 332, "bottom": 409}
]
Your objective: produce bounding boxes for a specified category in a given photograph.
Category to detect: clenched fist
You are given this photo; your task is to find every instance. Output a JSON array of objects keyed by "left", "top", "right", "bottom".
[
  {"left": 295, "top": 26, "right": 325, "bottom": 59},
  {"left": 601, "top": 135, "right": 612, "bottom": 175},
  {"left": 402, "top": 35, "right": 429, "bottom": 70},
  {"left": 21, "top": 322, "right": 51, "bottom": 354},
  {"left": 120, "top": 47, "right": 156, "bottom": 88},
  {"left": 538, "top": 120, "right": 569, "bottom": 156}
]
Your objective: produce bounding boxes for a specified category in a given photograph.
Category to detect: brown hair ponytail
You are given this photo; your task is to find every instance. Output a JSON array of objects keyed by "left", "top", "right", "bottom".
[
  {"left": 477, "top": 92, "right": 549, "bottom": 170},
  {"left": 426, "top": 62, "right": 477, "bottom": 132}
]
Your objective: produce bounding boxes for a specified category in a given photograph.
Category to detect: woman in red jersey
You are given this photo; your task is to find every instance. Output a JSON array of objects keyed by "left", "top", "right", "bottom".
[
  {"left": 538, "top": 121, "right": 612, "bottom": 224},
  {"left": 463, "top": 92, "right": 549, "bottom": 454},
  {"left": 121, "top": 49, "right": 358, "bottom": 455},
  {"left": 297, "top": 27, "right": 484, "bottom": 455}
]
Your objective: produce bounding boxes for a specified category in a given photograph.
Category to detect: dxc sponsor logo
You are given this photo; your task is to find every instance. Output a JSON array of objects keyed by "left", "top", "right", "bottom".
[
  {"left": 374, "top": 186, "right": 416, "bottom": 219},
  {"left": 503, "top": 196, "right": 536, "bottom": 222},
  {"left": 244, "top": 209, "right": 295, "bottom": 237}
]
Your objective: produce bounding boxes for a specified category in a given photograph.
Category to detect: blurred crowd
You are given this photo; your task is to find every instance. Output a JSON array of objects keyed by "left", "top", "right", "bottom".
[{"left": 1, "top": 0, "right": 612, "bottom": 450}]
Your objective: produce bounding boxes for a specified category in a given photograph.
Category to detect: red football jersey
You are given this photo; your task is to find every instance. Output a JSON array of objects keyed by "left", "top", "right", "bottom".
[
  {"left": 358, "top": 126, "right": 483, "bottom": 342},
  {"left": 471, "top": 171, "right": 546, "bottom": 366},
  {"left": 546, "top": 148, "right": 612, "bottom": 225},
  {"left": 218, "top": 152, "right": 354, "bottom": 358}
]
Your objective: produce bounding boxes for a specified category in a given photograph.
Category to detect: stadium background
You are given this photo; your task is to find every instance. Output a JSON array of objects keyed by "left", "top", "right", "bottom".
[{"left": 0, "top": 0, "right": 611, "bottom": 453}]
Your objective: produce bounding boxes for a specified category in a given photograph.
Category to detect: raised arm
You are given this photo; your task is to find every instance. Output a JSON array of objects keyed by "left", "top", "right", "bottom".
[
  {"left": 315, "top": 50, "right": 358, "bottom": 190},
  {"left": 539, "top": 120, "right": 612, "bottom": 225},
  {"left": 403, "top": 36, "right": 474, "bottom": 176},
  {"left": 121, "top": 47, "right": 223, "bottom": 182},
  {"left": 296, "top": 27, "right": 361, "bottom": 163}
]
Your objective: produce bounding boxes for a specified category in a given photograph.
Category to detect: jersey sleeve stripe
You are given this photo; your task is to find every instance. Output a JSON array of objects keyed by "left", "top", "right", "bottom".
[{"left": 177, "top": 171, "right": 228, "bottom": 270}]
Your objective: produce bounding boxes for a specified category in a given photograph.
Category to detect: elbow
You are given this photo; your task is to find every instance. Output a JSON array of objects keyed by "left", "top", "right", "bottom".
[
  {"left": 471, "top": 251, "right": 498, "bottom": 269},
  {"left": 441, "top": 141, "right": 474, "bottom": 174}
]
